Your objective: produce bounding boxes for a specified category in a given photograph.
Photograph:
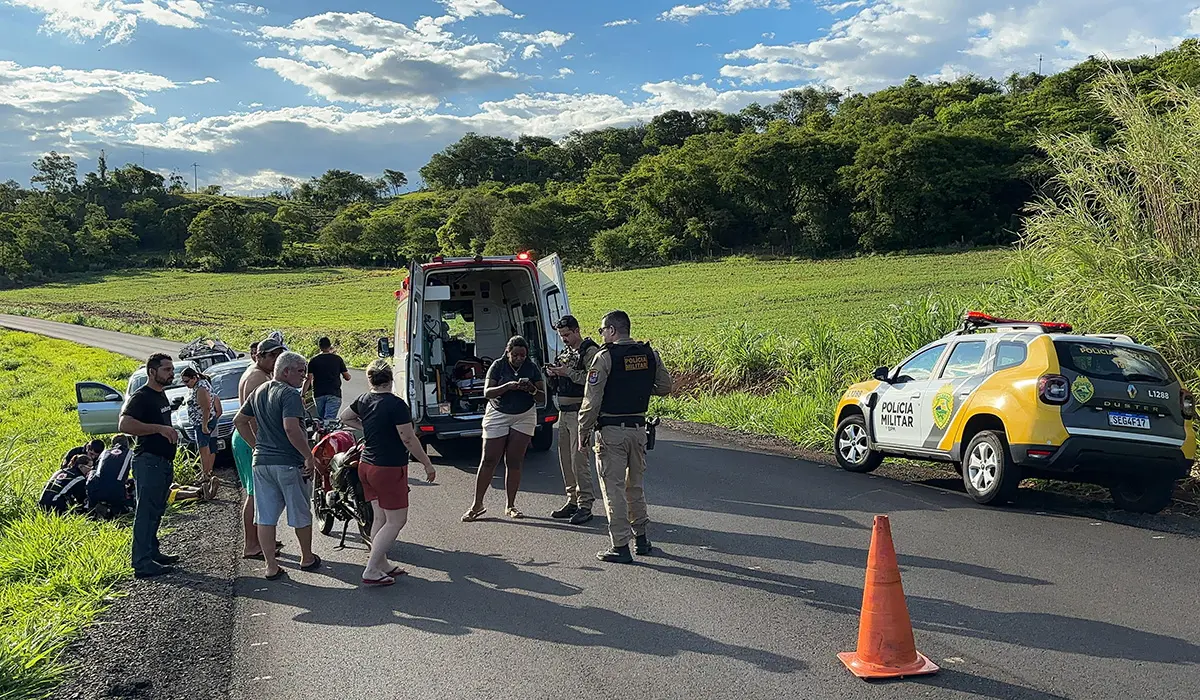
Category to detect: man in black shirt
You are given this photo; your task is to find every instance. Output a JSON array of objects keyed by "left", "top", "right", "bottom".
[
  {"left": 119, "top": 352, "right": 181, "bottom": 579},
  {"left": 304, "top": 337, "right": 351, "bottom": 422},
  {"left": 60, "top": 439, "right": 104, "bottom": 470}
]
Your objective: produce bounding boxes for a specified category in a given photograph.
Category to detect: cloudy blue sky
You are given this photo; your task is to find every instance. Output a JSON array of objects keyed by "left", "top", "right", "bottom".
[{"left": 2, "top": 0, "right": 1198, "bottom": 192}]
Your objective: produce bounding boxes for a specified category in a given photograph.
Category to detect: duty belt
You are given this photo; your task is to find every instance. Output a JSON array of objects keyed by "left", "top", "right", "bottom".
[{"left": 597, "top": 416, "right": 646, "bottom": 428}]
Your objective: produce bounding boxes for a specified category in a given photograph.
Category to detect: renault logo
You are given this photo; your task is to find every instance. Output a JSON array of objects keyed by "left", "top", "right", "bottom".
[{"left": 1127, "top": 384, "right": 1137, "bottom": 399}]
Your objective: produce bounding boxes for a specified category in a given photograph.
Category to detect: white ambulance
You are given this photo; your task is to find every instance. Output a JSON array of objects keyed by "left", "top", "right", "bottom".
[{"left": 377, "top": 252, "right": 571, "bottom": 451}]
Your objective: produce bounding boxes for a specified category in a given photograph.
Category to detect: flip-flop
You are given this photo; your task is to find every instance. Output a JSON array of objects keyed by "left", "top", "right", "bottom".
[
  {"left": 386, "top": 566, "right": 408, "bottom": 578},
  {"left": 461, "top": 508, "right": 486, "bottom": 522},
  {"left": 300, "top": 554, "right": 322, "bottom": 572},
  {"left": 264, "top": 569, "right": 284, "bottom": 581},
  {"left": 362, "top": 575, "right": 395, "bottom": 587},
  {"left": 504, "top": 507, "right": 524, "bottom": 519},
  {"left": 242, "top": 542, "right": 284, "bottom": 560}
]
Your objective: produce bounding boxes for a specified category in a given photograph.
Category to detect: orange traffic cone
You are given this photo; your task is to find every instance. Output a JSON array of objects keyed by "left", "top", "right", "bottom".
[{"left": 838, "top": 515, "right": 939, "bottom": 679}]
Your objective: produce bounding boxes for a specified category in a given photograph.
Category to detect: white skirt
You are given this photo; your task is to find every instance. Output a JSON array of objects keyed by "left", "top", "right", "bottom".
[{"left": 481, "top": 405, "right": 537, "bottom": 439}]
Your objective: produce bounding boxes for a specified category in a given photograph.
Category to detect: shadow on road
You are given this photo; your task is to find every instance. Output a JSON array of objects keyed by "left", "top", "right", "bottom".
[
  {"left": 228, "top": 546, "right": 806, "bottom": 674},
  {"left": 637, "top": 551, "right": 1200, "bottom": 665}
]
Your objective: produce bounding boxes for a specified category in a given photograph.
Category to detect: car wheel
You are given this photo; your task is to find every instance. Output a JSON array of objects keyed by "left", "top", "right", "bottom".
[
  {"left": 530, "top": 426, "right": 554, "bottom": 452},
  {"left": 962, "top": 430, "right": 1020, "bottom": 505},
  {"left": 1109, "top": 479, "right": 1175, "bottom": 514},
  {"left": 834, "top": 415, "right": 882, "bottom": 473}
]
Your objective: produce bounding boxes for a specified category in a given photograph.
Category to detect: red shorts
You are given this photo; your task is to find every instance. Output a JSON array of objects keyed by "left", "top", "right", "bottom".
[{"left": 359, "top": 462, "right": 410, "bottom": 510}]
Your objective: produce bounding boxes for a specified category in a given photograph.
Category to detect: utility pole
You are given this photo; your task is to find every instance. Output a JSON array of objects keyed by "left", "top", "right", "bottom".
[
  {"left": 1038, "top": 54, "right": 1042, "bottom": 75},
  {"left": 192, "top": 162, "right": 199, "bottom": 193},
  {"left": 141, "top": 146, "right": 146, "bottom": 167}
]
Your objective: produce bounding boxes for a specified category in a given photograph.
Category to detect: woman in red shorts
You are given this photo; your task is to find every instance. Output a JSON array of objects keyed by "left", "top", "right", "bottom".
[{"left": 339, "top": 359, "right": 436, "bottom": 587}]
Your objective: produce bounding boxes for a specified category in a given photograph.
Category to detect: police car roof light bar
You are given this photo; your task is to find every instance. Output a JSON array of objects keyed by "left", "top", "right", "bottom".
[{"left": 961, "top": 311, "right": 1073, "bottom": 334}]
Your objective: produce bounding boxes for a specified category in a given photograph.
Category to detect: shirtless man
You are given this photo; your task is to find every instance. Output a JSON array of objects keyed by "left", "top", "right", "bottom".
[{"left": 235, "top": 337, "right": 287, "bottom": 558}]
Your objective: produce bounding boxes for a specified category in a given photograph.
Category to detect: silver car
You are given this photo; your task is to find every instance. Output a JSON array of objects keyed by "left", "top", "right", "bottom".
[{"left": 75, "top": 359, "right": 251, "bottom": 461}]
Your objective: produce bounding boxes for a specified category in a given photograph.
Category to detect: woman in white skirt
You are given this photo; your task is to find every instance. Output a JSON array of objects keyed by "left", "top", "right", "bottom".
[{"left": 462, "top": 336, "right": 545, "bottom": 521}]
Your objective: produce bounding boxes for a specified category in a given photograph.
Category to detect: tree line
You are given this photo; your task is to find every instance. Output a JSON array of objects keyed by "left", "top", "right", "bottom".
[{"left": 3, "top": 41, "right": 1199, "bottom": 285}]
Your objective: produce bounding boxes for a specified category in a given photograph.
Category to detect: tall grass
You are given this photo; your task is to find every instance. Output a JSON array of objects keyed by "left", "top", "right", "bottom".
[
  {"left": 0, "top": 331, "right": 138, "bottom": 699},
  {"left": 992, "top": 70, "right": 1200, "bottom": 385},
  {"left": 655, "top": 294, "right": 970, "bottom": 448}
]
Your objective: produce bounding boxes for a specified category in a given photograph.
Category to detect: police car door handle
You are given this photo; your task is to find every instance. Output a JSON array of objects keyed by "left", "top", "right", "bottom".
[{"left": 911, "top": 393, "right": 922, "bottom": 398}]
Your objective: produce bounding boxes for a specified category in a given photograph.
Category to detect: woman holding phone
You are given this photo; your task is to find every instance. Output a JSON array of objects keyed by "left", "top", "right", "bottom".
[{"left": 462, "top": 335, "right": 545, "bottom": 521}]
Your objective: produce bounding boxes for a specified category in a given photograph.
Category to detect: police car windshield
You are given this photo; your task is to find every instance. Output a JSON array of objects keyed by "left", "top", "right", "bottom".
[{"left": 1054, "top": 341, "right": 1171, "bottom": 384}]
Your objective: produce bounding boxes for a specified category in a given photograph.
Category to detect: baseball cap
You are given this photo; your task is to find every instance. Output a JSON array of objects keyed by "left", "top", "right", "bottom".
[
  {"left": 258, "top": 337, "right": 288, "bottom": 355},
  {"left": 553, "top": 315, "right": 580, "bottom": 330}
]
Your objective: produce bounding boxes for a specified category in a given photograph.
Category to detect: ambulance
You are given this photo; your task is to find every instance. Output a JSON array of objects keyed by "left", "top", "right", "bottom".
[
  {"left": 833, "top": 312, "right": 1196, "bottom": 513},
  {"left": 377, "top": 252, "right": 570, "bottom": 451}
]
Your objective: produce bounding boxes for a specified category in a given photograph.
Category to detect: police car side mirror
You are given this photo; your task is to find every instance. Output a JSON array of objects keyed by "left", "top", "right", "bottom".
[
  {"left": 873, "top": 366, "right": 892, "bottom": 383},
  {"left": 377, "top": 337, "right": 393, "bottom": 358}
]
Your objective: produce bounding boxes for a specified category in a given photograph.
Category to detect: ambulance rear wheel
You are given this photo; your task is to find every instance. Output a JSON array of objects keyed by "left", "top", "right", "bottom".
[
  {"left": 835, "top": 415, "right": 882, "bottom": 473},
  {"left": 530, "top": 426, "right": 554, "bottom": 452},
  {"left": 962, "top": 430, "right": 1020, "bottom": 505}
]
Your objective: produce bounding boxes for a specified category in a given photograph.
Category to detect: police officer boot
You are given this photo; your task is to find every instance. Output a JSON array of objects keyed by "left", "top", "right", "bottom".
[
  {"left": 551, "top": 502, "right": 579, "bottom": 519},
  {"left": 569, "top": 507, "right": 593, "bottom": 525},
  {"left": 596, "top": 544, "right": 633, "bottom": 564},
  {"left": 635, "top": 534, "right": 654, "bottom": 556}
]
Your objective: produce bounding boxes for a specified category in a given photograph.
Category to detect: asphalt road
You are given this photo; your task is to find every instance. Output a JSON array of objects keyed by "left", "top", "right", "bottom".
[{"left": 4, "top": 315, "right": 1199, "bottom": 700}]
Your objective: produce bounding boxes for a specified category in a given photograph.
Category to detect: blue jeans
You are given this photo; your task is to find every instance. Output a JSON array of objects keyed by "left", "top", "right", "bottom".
[
  {"left": 131, "top": 452, "right": 172, "bottom": 572},
  {"left": 315, "top": 395, "right": 342, "bottom": 422}
]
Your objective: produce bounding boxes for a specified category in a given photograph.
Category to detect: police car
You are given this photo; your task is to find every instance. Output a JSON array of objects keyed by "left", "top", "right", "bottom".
[{"left": 833, "top": 312, "right": 1196, "bottom": 514}]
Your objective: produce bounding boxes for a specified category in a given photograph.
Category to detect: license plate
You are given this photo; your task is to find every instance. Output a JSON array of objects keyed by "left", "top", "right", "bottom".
[{"left": 1108, "top": 411, "right": 1150, "bottom": 430}]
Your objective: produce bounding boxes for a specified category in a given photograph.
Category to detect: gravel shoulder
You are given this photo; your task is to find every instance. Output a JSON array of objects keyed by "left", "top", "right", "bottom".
[{"left": 50, "top": 466, "right": 240, "bottom": 700}]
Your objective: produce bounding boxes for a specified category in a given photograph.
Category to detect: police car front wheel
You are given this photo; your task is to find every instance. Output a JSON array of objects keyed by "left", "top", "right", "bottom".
[
  {"left": 962, "top": 431, "right": 1020, "bottom": 505},
  {"left": 834, "top": 415, "right": 882, "bottom": 473}
]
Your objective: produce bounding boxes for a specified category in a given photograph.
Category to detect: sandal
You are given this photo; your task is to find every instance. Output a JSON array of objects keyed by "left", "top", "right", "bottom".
[
  {"left": 461, "top": 507, "right": 486, "bottom": 522},
  {"left": 300, "top": 554, "right": 322, "bottom": 572},
  {"left": 362, "top": 575, "right": 395, "bottom": 587},
  {"left": 504, "top": 507, "right": 524, "bottom": 519},
  {"left": 264, "top": 569, "right": 285, "bottom": 581},
  {"left": 386, "top": 566, "right": 408, "bottom": 578}
]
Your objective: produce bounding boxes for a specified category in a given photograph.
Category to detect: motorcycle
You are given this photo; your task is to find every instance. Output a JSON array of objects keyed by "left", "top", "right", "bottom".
[{"left": 308, "top": 418, "right": 375, "bottom": 549}]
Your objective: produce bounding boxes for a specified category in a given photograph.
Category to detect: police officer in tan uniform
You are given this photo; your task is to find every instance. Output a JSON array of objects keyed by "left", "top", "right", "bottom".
[
  {"left": 545, "top": 315, "right": 602, "bottom": 525},
  {"left": 579, "top": 310, "right": 672, "bottom": 563}
]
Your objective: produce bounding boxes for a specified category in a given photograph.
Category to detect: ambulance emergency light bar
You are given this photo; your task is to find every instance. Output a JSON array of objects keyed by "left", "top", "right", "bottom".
[{"left": 961, "top": 311, "right": 1073, "bottom": 334}]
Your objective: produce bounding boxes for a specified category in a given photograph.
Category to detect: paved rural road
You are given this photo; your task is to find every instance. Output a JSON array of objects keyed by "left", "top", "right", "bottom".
[{"left": 4, "top": 315, "right": 1200, "bottom": 700}]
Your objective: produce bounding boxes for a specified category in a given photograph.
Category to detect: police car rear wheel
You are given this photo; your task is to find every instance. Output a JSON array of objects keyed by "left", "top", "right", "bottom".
[
  {"left": 835, "top": 415, "right": 882, "bottom": 473},
  {"left": 1109, "top": 478, "right": 1175, "bottom": 514},
  {"left": 963, "top": 430, "right": 1020, "bottom": 505}
]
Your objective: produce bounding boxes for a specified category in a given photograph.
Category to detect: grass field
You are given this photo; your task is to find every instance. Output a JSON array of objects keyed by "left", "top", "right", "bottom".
[
  {"left": 0, "top": 250, "right": 1011, "bottom": 365},
  {"left": 0, "top": 331, "right": 139, "bottom": 699}
]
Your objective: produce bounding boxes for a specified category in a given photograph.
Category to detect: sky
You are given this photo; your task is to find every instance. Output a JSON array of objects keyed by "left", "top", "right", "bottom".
[{"left": 2, "top": 0, "right": 1199, "bottom": 193}]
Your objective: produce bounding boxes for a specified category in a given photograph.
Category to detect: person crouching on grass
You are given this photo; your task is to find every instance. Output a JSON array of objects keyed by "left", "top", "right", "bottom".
[
  {"left": 461, "top": 335, "right": 545, "bottom": 522},
  {"left": 338, "top": 359, "right": 436, "bottom": 587}
]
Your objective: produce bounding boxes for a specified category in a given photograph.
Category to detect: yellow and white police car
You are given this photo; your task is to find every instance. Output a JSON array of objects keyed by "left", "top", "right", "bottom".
[{"left": 833, "top": 312, "right": 1196, "bottom": 513}]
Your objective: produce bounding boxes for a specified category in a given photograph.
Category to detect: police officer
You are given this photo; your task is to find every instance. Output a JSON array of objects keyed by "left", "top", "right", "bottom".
[
  {"left": 579, "top": 310, "right": 672, "bottom": 563},
  {"left": 545, "top": 315, "right": 602, "bottom": 525}
]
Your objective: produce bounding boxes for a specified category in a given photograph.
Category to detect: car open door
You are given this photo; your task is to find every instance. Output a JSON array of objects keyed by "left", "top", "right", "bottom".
[
  {"left": 537, "top": 253, "right": 570, "bottom": 359},
  {"left": 394, "top": 260, "right": 426, "bottom": 418},
  {"left": 75, "top": 382, "right": 123, "bottom": 435}
]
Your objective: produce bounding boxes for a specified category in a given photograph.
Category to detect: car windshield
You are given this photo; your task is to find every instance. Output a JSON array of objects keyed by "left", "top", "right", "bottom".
[
  {"left": 209, "top": 369, "right": 242, "bottom": 400},
  {"left": 1054, "top": 341, "right": 1172, "bottom": 384}
]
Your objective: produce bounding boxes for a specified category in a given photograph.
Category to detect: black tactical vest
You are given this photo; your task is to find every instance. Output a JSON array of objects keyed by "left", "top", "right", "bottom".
[
  {"left": 558, "top": 338, "right": 600, "bottom": 399},
  {"left": 599, "top": 342, "right": 656, "bottom": 415}
]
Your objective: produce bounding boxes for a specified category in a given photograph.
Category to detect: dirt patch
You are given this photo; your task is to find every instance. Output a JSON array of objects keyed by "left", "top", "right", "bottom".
[{"left": 50, "top": 466, "right": 240, "bottom": 700}]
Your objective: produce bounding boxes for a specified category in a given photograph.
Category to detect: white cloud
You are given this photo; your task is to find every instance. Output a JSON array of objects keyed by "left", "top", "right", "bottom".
[
  {"left": 256, "top": 12, "right": 516, "bottom": 106},
  {"left": 604, "top": 18, "right": 639, "bottom": 27},
  {"left": 659, "top": 0, "right": 788, "bottom": 22},
  {"left": 659, "top": 4, "right": 716, "bottom": 22},
  {"left": 721, "top": 0, "right": 1200, "bottom": 92},
  {"left": 521, "top": 45, "right": 540, "bottom": 59},
  {"left": 5, "top": 0, "right": 210, "bottom": 43},
  {"left": 498, "top": 30, "right": 574, "bottom": 49},
  {"left": 227, "top": 2, "right": 266, "bottom": 16},
  {"left": 683, "top": 73, "right": 704, "bottom": 80},
  {"left": 762, "top": 32, "right": 775, "bottom": 39},
  {"left": 437, "top": 0, "right": 514, "bottom": 19},
  {"left": 556, "top": 67, "right": 574, "bottom": 78}
]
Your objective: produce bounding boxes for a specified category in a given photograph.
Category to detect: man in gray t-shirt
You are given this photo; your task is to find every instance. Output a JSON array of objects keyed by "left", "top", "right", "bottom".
[{"left": 234, "top": 351, "right": 321, "bottom": 579}]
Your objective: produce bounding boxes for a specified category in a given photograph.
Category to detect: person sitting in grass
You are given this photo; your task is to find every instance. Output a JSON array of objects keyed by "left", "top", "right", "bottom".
[
  {"left": 40, "top": 454, "right": 94, "bottom": 515},
  {"left": 60, "top": 438, "right": 104, "bottom": 471}
]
